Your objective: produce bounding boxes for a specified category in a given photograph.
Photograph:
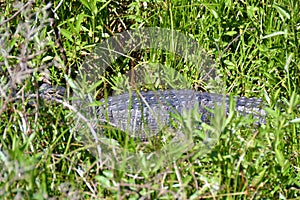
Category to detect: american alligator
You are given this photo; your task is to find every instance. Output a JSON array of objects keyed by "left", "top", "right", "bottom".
[{"left": 38, "top": 83, "right": 266, "bottom": 140}]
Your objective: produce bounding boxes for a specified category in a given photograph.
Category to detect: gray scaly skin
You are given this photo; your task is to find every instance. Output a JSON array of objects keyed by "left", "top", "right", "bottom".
[{"left": 39, "top": 83, "right": 266, "bottom": 140}]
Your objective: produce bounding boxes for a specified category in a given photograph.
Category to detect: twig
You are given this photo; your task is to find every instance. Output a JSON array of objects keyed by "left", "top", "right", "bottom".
[
  {"left": 44, "top": 0, "right": 68, "bottom": 67},
  {"left": 0, "top": 0, "right": 33, "bottom": 26}
]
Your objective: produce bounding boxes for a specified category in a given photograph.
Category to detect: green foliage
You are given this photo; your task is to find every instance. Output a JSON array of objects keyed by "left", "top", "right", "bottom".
[{"left": 0, "top": 0, "right": 299, "bottom": 199}]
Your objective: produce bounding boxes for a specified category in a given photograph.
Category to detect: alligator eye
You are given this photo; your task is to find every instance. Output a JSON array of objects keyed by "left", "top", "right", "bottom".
[{"left": 43, "top": 89, "right": 56, "bottom": 96}]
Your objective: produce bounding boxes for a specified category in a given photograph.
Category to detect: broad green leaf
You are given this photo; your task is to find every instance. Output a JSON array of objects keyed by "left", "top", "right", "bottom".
[
  {"left": 203, "top": 3, "right": 219, "bottom": 19},
  {"left": 251, "top": 167, "right": 267, "bottom": 187},
  {"left": 65, "top": 75, "right": 78, "bottom": 90},
  {"left": 224, "top": 30, "right": 237, "bottom": 36},
  {"left": 103, "top": 170, "right": 113, "bottom": 179},
  {"left": 275, "top": 145, "right": 285, "bottom": 168},
  {"left": 75, "top": 13, "right": 85, "bottom": 34},
  {"left": 79, "top": 0, "right": 91, "bottom": 12},
  {"left": 60, "top": 28, "right": 74, "bottom": 42},
  {"left": 95, "top": 175, "right": 111, "bottom": 188},
  {"left": 273, "top": 3, "right": 290, "bottom": 20}
]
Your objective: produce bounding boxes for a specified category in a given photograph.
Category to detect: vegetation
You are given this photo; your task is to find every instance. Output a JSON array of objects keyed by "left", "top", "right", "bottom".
[{"left": 0, "top": 0, "right": 299, "bottom": 199}]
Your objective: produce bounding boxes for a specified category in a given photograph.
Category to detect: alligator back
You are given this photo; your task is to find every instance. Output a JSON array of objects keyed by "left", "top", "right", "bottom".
[{"left": 96, "top": 90, "right": 266, "bottom": 140}]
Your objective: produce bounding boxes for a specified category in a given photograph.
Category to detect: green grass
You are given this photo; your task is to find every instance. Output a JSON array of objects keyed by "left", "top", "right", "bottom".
[{"left": 0, "top": 0, "right": 300, "bottom": 199}]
